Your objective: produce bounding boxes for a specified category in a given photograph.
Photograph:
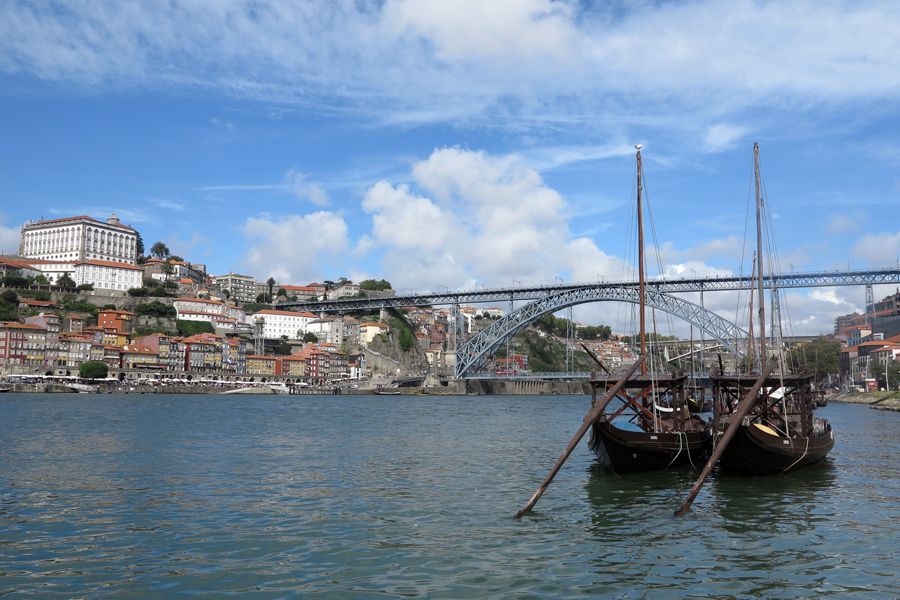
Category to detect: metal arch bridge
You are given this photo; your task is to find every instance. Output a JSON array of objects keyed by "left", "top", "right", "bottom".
[
  {"left": 278, "top": 267, "right": 900, "bottom": 313},
  {"left": 453, "top": 286, "right": 752, "bottom": 378}
]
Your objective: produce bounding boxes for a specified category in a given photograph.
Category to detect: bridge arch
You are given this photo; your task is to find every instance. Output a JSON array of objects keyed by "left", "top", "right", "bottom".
[{"left": 455, "top": 285, "right": 750, "bottom": 378}]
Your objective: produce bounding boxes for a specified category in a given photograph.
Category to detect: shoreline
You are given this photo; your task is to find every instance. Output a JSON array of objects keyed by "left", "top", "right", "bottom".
[{"left": 825, "top": 390, "right": 900, "bottom": 412}]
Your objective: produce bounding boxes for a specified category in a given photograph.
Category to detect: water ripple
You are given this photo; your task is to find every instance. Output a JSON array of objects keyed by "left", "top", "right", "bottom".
[{"left": 1, "top": 396, "right": 899, "bottom": 598}]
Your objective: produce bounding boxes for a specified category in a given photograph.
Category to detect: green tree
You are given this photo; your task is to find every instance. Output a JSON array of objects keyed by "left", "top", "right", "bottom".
[
  {"left": 134, "top": 300, "right": 177, "bottom": 318},
  {"left": 785, "top": 336, "right": 841, "bottom": 382},
  {"left": 76, "top": 283, "right": 94, "bottom": 291},
  {"left": 150, "top": 242, "right": 170, "bottom": 260},
  {"left": 168, "top": 255, "right": 184, "bottom": 263},
  {"left": 176, "top": 320, "right": 215, "bottom": 336},
  {"left": 135, "top": 231, "right": 145, "bottom": 263},
  {"left": 273, "top": 335, "right": 292, "bottom": 356},
  {"left": 359, "top": 279, "right": 392, "bottom": 292},
  {"left": 0, "top": 290, "right": 17, "bottom": 320},
  {"left": 1, "top": 274, "right": 28, "bottom": 287},
  {"left": 267, "top": 277, "right": 276, "bottom": 297},
  {"left": 871, "top": 360, "right": 900, "bottom": 390},
  {"left": 56, "top": 273, "right": 77, "bottom": 289},
  {"left": 160, "top": 261, "right": 175, "bottom": 283},
  {"left": 33, "top": 274, "right": 49, "bottom": 285},
  {"left": 79, "top": 361, "right": 109, "bottom": 380},
  {"left": 303, "top": 332, "right": 319, "bottom": 343}
]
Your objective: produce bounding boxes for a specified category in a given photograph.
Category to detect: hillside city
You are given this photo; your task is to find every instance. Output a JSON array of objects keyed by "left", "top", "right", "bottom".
[{"left": 0, "top": 213, "right": 897, "bottom": 390}]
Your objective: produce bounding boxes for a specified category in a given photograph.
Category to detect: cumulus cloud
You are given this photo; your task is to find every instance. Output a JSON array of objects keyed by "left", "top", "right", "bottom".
[
  {"left": 850, "top": 230, "right": 900, "bottom": 265},
  {"left": 359, "top": 147, "right": 625, "bottom": 291},
  {"left": 827, "top": 212, "right": 865, "bottom": 235},
  {"left": 241, "top": 211, "right": 348, "bottom": 283},
  {"left": 284, "top": 169, "right": 330, "bottom": 206},
  {"left": 0, "top": 212, "right": 22, "bottom": 254}
]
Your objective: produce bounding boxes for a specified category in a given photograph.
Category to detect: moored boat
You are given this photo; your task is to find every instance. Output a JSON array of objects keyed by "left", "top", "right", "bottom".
[
  {"left": 711, "top": 372, "right": 834, "bottom": 475},
  {"left": 588, "top": 145, "right": 710, "bottom": 474}
]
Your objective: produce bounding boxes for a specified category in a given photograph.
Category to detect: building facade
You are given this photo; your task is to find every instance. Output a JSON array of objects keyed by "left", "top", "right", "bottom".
[{"left": 19, "top": 214, "right": 138, "bottom": 265}]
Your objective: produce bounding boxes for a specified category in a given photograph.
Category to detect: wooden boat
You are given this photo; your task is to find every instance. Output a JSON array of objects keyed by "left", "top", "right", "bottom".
[
  {"left": 588, "top": 146, "right": 710, "bottom": 474},
  {"left": 709, "top": 143, "right": 834, "bottom": 475},
  {"left": 710, "top": 372, "right": 834, "bottom": 475},
  {"left": 588, "top": 373, "right": 711, "bottom": 473}
]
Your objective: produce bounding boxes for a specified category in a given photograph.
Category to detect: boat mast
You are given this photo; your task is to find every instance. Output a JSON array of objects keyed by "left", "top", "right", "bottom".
[
  {"left": 636, "top": 145, "right": 647, "bottom": 375},
  {"left": 754, "top": 142, "right": 766, "bottom": 365}
]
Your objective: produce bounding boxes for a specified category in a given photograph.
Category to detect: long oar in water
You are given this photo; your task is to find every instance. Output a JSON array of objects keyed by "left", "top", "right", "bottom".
[
  {"left": 674, "top": 359, "right": 777, "bottom": 517},
  {"left": 514, "top": 356, "right": 645, "bottom": 519}
]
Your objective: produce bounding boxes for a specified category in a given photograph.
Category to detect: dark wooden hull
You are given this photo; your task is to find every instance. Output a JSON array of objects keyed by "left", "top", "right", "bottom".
[
  {"left": 718, "top": 422, "right": 834, "bottom": 476},
  {"left": 589, "top": 420, "right": 711, "bottom": 474}
]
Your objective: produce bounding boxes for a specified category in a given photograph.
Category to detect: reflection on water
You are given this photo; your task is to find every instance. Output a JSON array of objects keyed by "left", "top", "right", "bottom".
[{"left": 2, "top": 396, "right": 900, "bottom": 598}]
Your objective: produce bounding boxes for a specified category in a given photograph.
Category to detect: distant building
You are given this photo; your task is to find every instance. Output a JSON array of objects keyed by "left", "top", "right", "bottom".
[
  {"left": 18, "top": 213, "right": 139, "bottom": 265},
  {"left": 217, "top": 272, "right": 258, "bottom": 305}
]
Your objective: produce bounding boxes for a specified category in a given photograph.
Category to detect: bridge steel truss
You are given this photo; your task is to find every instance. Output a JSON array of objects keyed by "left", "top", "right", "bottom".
[
  {"left": 454, "top": 286, "right": 752, "bottom": 379},
  {"left": 278, "top": 268, "right": 900, "bottom": 314}
]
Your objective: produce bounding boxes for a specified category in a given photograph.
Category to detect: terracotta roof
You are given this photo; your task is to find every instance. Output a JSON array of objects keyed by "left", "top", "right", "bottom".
[{"left": 18, "top": 299, "right": 59, "bottom": 307}]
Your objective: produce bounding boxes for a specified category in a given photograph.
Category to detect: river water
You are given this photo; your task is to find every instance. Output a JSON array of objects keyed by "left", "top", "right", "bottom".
[{"left": 1, "top": 393, "right": 899, "bottom": 599}]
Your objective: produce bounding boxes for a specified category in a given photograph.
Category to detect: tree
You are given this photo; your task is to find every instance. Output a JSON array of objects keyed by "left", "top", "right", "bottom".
[
  {"left": 785, "top": 336, "right": 841, "bottom": 382},
  {"left": 176, "top": 320, "right": 215, "bottom": 336},
  {"left": 76, "top": 283, "right": 94, "bottom": 291},
  {"left": 33, "top": 274, "right": 49, "bottom": 285},
  {"left": 56, "top": 273, "right": 77, "bottom": 289},
  {"left": 134, "top": 301, "right": 177, "bottom": 318},
  {"left": 135, "top": 231, "right": 145, "bottom": 263},
  {"left": 169, "top": 254, "right": 184, "bottom": 263},
  {"left": 273, "top": 335, "right": 292, "bottom": 356},
  {"left": 267, "top": 277, "right": 276, "bottom": 297},
  {"left": 79, "top": 361, "right": 109, "bottom": 380},
  {"left": 150, "top": 242, "right": 170, "bottom": 260},
  {"left": 160, "top": 261, "right": 175, "bottom": 283},
  {"left": 0, "top": 290, "right": 17, "bottom": 320},
  {"left": 359, "top": 279, "right": 392, "bottom": 292},
  {"left": 303, "top": 332, "right": 319, "bottom": 343},
  {"left": 276, "top": 288, "right": 287, "bottom": 297},
  {"left": 871, "top": 360, "right": 900, "bottom": 390},
  {"left": 1, "top": 274, "right": 28, "bottom": 288}
]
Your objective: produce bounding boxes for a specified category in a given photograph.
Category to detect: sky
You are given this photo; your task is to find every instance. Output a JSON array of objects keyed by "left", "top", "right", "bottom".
[{"left": 2, "top": 0, "right": 900, "bottom": 336}]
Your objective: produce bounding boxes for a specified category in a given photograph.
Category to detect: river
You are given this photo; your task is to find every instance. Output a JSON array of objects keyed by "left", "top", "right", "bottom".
[{"left": 1, "top": 394, "right": 898, "bottom": 598}]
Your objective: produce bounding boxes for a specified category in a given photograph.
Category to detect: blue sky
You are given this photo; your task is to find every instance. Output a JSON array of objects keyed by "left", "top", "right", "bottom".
[{"left": 2, "top": 0, "right": 900, "bottom": 335}]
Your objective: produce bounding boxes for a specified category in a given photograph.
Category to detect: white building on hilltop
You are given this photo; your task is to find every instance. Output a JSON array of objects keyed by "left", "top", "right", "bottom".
[{"left": 19, "top": 214, "right": 139, "bottom": 265}]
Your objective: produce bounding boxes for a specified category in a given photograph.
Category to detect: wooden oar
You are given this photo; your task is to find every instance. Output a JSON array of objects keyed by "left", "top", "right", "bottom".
[
  {"left": 514, "top": 356, "right": 645, "bottom": 519},
  {"left": 674, "top": 360, "right": 777, "bottom": 517},
  {"left": 580, "top": 343, "right": 611, "bottom": 374}
]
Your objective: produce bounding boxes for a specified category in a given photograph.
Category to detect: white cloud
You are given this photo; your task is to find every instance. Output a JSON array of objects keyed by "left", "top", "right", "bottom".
[
  {"left": 850, "top": 230, "right": 900, "bottom": 265},
  {"left": 284, "top": 169, "right": 330, "bottom": 206},
  {"left": 0, "top": 212, "right": 22, "bottom": 254},
  {"left": 3, "top": 1, "right": 900, "bottom": 131},
  {"left": 359, "top": 147, "right": 625, "bottom": 291},
  {"left": 827, "top": 212, "right": 864, "bottom": 235},
  {"left": 241, "top": 211, "right": 348, "bottom": 283},
  {"left": 703, "top": 124, "right": 749, "bottom": 153}
]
